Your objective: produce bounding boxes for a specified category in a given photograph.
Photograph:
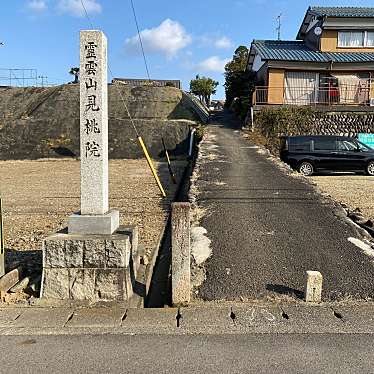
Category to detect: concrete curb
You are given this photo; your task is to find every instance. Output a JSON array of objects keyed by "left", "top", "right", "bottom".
[{"left": 1, "top": 302, "right": 374, "bottom": 336}]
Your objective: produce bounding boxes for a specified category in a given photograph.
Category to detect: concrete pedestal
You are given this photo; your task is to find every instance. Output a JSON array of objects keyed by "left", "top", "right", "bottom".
[
  {"left": 68, "top": 210, "right": 119, "bottom": 235},
  {"left": 41, "top": 227, "right": 137, "bottom": 301}
]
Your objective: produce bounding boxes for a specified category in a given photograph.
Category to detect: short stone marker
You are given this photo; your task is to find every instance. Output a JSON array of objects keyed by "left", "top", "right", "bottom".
[
  {"left": 171, "top": 202, "right": 191, "bottom": 306},
  {"left": 41, "top": 31, "right": 137, "bottom": 302},
  {"left": 305, "top": 270, "right": 323, "bottom": 303}
]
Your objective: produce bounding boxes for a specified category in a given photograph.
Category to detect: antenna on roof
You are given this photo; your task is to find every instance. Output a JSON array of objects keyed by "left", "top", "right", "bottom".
[{"left": 276, "top": 13, "right": 282, "bottom": 40}]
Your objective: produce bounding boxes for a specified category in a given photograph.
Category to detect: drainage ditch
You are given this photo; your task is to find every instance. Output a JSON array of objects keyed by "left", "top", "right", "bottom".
[{"left": 145, "top": 135, "right": 200, "bottom": 308}]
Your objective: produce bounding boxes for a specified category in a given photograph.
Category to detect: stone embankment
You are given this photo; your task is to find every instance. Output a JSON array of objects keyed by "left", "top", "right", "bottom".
[
  {"left": 253, "top": 107, "right": 374, "bottom": 138},
  {"left": 306, "top": 112, "right": 374, "bottom": 137},
  {"left": 0, "top": 84, "right": 202, "bottom": 160}
]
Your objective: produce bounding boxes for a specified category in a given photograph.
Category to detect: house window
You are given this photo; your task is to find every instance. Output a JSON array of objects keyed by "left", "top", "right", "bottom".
[
  {"left": 338, "top": 31, "right": 374, "bottom": 47},
  {"left": 338, "top": 31, "right": 364, "bottom": 47},
  {"left": 367, "top": 32, "right": 374, "bottom": 47}
]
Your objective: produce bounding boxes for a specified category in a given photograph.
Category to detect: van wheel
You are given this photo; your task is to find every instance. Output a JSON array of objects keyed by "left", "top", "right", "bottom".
[
  {"left": 366, "top": 161, "right": 374, "bottom": 176},
  {"left": 298, "top": 161, "right": 314, "bottom": 176}
]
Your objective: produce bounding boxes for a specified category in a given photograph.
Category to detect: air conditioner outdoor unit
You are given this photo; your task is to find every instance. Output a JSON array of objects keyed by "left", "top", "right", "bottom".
[{"left": 370, "top": 98, "right": 374, "bottom": 107}]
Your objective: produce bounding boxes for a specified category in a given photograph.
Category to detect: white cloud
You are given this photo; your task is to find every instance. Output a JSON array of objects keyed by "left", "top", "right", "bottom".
[
  {"left": 124, "top": 19, "right": 192, "bottom": 59},
  {"left": 196, "top": 56, "right": 230, "bottom": 73},
  {"left": 215, "top": 36, "right": 233, "bottom": 49},
  {"left": 197, "top": 35, "right": 233, "bottom": 50},
  {"left": 57, "top": 0, "right": 102, "bottom": 17},
  {"left": 27, "top": 0, "right": 47, "bottom": 12}
]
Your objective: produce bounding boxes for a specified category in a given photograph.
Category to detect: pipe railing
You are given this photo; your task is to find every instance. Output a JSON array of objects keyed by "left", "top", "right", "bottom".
[
  {"left": 254, "top": 85, "right": 373, "bottom": 106},
  {"left": 182, "top": 92, "right": 210, "bottom": 123}
]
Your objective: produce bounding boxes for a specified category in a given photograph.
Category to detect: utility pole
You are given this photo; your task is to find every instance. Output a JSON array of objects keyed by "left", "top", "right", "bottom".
[
  {"left": 38, "top": 75, "right": 48, "bottom": 87},
  {"left": 276, "top": 13, "right": 282, "bottom": 41}
]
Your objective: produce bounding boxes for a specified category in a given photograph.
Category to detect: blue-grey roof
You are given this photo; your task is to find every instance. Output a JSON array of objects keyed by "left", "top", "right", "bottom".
[
  {"left": 310, "top": 6, "right": 374, "bottom": 18},
  {"left": 252, "top": 40, "right": 374, "bottom": 63}
]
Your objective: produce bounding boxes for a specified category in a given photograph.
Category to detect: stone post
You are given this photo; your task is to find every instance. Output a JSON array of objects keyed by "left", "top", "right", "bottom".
[
  {"left": 171, "top": 202, "right": 191, "bottom": 305},
  {"left": 41, "top": 31, "right": 136, "bottom": 302},
  {"left": 80, "top": 30, "right": 108, "bottom": 215},
  {"left": 68, "top": 30, "right": 119, "bottom": 235},
  {"left": 305, "top": 270, "right": 323, "bottom": 303}
]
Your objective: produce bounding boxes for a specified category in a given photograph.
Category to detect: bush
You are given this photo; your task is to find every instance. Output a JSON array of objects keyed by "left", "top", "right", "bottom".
[{"left": 254, "top": 106, "right": 318, "bottom": 155}]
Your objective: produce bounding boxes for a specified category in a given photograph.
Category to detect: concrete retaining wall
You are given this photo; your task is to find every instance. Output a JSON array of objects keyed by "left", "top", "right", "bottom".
[{"left": 0, "top": 84, "right": 200, "bottom": 160}]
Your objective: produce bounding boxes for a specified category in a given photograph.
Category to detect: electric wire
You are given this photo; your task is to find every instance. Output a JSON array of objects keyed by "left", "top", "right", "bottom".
[{"left": 129, "top": 0, "right": 151, "bottom": 81}]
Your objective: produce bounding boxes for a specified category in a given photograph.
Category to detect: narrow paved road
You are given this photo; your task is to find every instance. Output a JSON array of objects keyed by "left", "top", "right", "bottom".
[
  {"left": 2, "top": 334, "right": 374, "bottom": 373},
  {"left": 194, "top": 110, "right": 374, "bottom": 301}
]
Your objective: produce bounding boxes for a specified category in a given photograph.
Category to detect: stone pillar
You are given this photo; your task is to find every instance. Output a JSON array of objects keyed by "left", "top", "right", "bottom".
[
  {"left": 41, "top": 31, "right": 135, "bottom": 302},
  {"left": 68, "top": 30, "right": 119, "bottom": 235},
  {"left": 80, "top": 30, "right": 108, "bottom": 215},
  {"left": 171, "top": 202, "right": 191, "bottom": 305}
]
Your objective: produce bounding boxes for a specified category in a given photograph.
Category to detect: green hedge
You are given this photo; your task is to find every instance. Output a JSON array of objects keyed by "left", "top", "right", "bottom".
[{"left": 254, "top": 106, "right": 318, "bottom": 154}]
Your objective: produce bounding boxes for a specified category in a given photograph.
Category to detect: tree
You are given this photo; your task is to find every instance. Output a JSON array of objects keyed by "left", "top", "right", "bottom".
[
  {"left": 190, "top": 75, "right": 219, "bottom": 106},
  {"left": 225, "top": 45, "right": 254, "bottom": 107},
  {"left": 69, "top": 67, "right": 80, "bottom": 84},
  {"left": 224, "top": 46, "right": 255, "bottom": 114}
]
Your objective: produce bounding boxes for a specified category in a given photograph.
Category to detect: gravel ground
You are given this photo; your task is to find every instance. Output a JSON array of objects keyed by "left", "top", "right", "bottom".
[
  {"left": 311, "top": 173, "right": 374, "bottom": 221},
  {"left": 0, "top": 159, "right": 186, "bottom": 262}
]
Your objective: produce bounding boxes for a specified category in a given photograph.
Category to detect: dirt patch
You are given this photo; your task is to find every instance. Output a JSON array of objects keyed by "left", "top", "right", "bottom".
[
  {"left": 310, "top": 174, "right": 374, "bottom": 221},
  {"left": 0, "top": 158, "right": 186, "bottom": 267}
]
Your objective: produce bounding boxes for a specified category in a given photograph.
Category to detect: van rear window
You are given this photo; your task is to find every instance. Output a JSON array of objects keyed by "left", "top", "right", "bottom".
[{"left": 289, "top": 139, "right": 311, "bottom": 151}]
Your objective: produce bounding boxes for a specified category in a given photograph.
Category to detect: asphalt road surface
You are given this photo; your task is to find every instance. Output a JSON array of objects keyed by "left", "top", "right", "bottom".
[
  {"left": 194, "top": 111, "right": 374, "bottom": 301},
  {"left": 1, "top": 333, "right": 374, "bottom": 373}
]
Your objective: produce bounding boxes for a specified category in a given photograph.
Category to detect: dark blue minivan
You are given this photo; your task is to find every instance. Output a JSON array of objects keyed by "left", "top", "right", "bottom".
[{"left": 280, "top": 135, "right": 374, "bottom": 176}]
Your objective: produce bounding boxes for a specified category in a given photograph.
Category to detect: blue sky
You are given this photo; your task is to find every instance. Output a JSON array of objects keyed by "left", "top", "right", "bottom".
[{"left": 1, "top": 0, "right": 374, "bottom": 98}]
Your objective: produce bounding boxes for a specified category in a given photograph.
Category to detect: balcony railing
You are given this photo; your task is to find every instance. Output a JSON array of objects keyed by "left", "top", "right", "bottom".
[{"left": 254, "top": 85, "right": 372, "bottom": 106}]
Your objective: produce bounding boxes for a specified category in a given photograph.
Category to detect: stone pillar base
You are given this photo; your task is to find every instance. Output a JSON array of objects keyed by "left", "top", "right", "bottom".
[
  {"left": 41, "top": 227, "right": 137, "bottom": 302},
  {"left": 68, "top": 210, "right": 119, "bottom": 235}
]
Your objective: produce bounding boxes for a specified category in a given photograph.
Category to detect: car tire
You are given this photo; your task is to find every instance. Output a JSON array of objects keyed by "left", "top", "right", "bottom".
[
  {"left": 366, "top": 160, "right": 374, "bottom": 176},
  {"left": 298, "top": 161, "right": 314, "bottom": 176}
]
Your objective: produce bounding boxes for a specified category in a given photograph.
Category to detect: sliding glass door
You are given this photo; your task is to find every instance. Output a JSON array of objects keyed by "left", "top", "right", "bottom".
[{"left": 284, "top": 72, "right": 319, "bottom": 105}]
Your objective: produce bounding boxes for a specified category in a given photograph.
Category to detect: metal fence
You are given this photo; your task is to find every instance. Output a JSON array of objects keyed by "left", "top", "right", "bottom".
[
  {"left": 112, "top": 78, "right": 181, "bottom": 89},
  {"left": 254, "top": 85, "right": 373, "bottom": 106},
  {"left": 0, "top": 69, "right": 38, "bottom": 87},
  {"left": 182, "top": 92, "right": 210, "bottom": 123},
  {"left": 0, "top": 69, "right": 63, "bottom": 87}
]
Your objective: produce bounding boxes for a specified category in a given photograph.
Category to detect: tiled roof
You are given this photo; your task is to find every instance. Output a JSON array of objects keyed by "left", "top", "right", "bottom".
[
  {"left": 252, "top": 40, "right": 374, "bottom": 63},
  {"left": 310, "top": 6, "right": 374, "bottom": 18}
]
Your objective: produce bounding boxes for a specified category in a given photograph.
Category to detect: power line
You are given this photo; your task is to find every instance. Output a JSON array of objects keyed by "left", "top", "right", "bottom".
[
  {"left": 80, "top": 0, "right": 95, "bottom": 29},
  {"left": 130, "top": 0, "right": 151, "bottom": 81}
]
